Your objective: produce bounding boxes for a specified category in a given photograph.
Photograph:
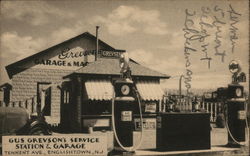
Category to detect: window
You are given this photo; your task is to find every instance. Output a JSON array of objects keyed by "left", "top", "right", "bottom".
[
  {"left": 83, "top": 100, "right": 111, "bottom": 115},
  {"left": 38, "top": 82, "right": 51, "bottom": 116},
  {"left": 43, "top": 87, "right": 51, "bottom": 116},
  {"left": 63, "top": 90, "right": 70, "bottom": 104}
]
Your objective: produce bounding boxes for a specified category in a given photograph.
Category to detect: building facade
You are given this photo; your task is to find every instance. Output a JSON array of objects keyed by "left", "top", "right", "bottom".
[{"left": 5, "top": 32, "right": 169, "bottom": 131}]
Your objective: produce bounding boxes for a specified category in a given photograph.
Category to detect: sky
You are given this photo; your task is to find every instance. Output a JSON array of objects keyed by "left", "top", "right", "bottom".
[{"left": 0, "top": 0, "right": 249, "bottom": 92}]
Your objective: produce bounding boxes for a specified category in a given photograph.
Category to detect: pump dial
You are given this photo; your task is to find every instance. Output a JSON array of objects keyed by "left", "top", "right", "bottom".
[
  {"left": 121, "top": 85, "right": 130, "bottom": 95},
  {"left": 235, "top": 88, "right": 242, "bottom": 97}
]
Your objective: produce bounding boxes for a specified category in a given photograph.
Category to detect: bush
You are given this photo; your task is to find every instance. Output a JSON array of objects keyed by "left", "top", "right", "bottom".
[{"left": 216, "top": 113, "right": 225, "bottom": 128}]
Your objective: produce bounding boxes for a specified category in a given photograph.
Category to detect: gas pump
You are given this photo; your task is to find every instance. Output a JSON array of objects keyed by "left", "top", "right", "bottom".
[
  {"left": 111, "top": 52, "right": 143, "bottom": 152},
  {"left": 224, "top": 60, "right": 249, "bottom": 147},
  {"left": 225, "top": 84, "right": 248, "bottom": 146}
]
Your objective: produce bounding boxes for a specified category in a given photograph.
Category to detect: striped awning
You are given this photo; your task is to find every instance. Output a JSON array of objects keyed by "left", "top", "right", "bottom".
[
  {"left": 136, "top": 80, "right": 164, "bottom": 101},
  {"left": 85, "top": 79, "right": 164, "bottom": 101},
  {"left": 85, "top": 79, "right": 113, "bottom": 100}
]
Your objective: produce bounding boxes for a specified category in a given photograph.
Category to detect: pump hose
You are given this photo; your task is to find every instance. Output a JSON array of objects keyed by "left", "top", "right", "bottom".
[
  {"left": 111, "top": 87, "right": 144, "bottom": 152},
  {"left": 223, "top": 99, "right": 249, "bottom": 146}
]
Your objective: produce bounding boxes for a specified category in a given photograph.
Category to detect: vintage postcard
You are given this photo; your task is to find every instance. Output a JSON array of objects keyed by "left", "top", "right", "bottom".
[{"left": 0, "top": 0, "right": 249, "bottom": 156}]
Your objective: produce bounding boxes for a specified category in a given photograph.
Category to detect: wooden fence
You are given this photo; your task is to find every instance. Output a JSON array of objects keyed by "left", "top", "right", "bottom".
[
  {"left": 0, "top": 96, "right": 38, "bottom": 115},
  {"left": 1, "top": 96, "right": 223, "bottom": 123},
  {"left": 176, "top": 98, "right": 222, "bottom": 122},
  {"left": 199, "top": 102, "right": 222, "bottom": 122},
  {"left": 162, "top": 96, "right": 223, "bottom": 123}
]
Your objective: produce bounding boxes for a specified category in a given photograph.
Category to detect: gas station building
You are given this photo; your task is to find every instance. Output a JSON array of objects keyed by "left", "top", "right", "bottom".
[{"left": 5, "top": 32, "right": 169, "bottom": 132}]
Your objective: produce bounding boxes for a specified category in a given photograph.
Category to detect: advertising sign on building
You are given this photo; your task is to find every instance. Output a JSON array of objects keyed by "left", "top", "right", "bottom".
[
  {"left": 134, "top": 118, "right": 156, "bottom": 130},
  {"left": 33, "top": 47, "right": 95, "bottom": 70},
  {"left": 145, "top": 103, "right": 157, "bottom": 113}
]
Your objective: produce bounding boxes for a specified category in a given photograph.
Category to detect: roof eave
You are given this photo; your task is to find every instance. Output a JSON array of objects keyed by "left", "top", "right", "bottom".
[{"left": 63, "top": 72, "right": 170, "bottom": 79}]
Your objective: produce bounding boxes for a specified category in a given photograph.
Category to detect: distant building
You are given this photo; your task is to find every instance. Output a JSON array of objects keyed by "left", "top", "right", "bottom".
[{"left": 0, "top": 83, "right": 12, "bottom": 105}]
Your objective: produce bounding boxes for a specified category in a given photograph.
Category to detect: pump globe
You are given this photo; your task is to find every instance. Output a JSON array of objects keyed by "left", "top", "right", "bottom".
[{"left": 119, "top": 52, "right": 129, "bottom": 73}]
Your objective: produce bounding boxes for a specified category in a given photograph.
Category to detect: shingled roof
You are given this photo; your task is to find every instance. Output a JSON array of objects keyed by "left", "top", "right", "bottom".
[{"left": 65, "top": 58, "right": 170, "bottom": 79}]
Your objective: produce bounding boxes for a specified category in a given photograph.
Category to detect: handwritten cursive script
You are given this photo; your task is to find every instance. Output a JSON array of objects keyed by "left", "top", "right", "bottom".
[
  {"left": 228, "top": 4, "right": 241, "bottom": 53},
  {"left": 213, "top": 5, "right": 226, "bottom": 62},
  {"left": 181, "top": 4, "right": 242, "bottom": 94},
  {"left": 199, "top": 6, "right": 213, "bottom": 68},
  {"left": 183, "top": 9, "right": 197, "bottom": 94}
]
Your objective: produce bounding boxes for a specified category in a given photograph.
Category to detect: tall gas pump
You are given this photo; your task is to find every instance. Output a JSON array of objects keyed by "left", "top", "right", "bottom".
[
  {"left": 226, "top": 84, "right": 247, "bottom": 146},
  {"left": 225, "top": 60, "right": 248, "bottom": 147},
  {"left": 112, "top": 52, "right": 143, "bottom": 152}
]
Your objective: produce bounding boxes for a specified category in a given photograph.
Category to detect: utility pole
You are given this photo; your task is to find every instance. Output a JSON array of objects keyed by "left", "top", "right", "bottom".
[
  {"left": 95, "top": 26, "right": 99, "bottom": 61},
  {"left": 179, "top": 75, "right": 184, "bottom": 98}
]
